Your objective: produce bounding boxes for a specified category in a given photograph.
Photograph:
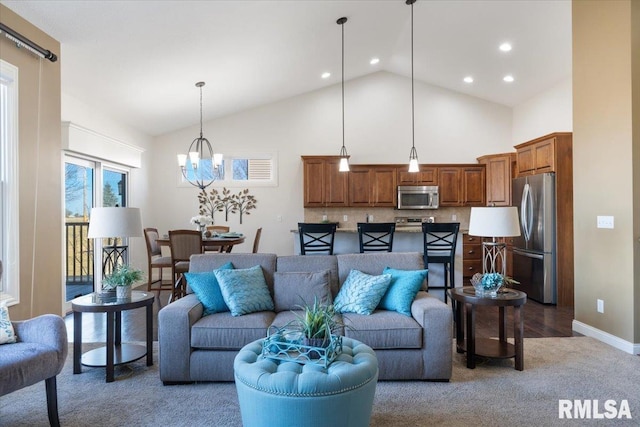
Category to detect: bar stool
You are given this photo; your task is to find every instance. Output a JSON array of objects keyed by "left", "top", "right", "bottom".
[
  {"left": 422, "top": 222, "right": 460, "bottom": 304},
  {"left": 357, "top": 222, "right": 396, "bottom": 253},
  {"left": 298, "top": 223, "right": 337, "bottom": 255}
]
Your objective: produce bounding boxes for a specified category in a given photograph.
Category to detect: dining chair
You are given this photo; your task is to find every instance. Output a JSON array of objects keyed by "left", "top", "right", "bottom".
[
  {"left": 357, "top": 222, "right": 396, "bottom": 253},
  {"left": 298, "top": 223, "right": 337, "bottom": 255},
  {"left": 143, "top": 228, "right": 174, "bottom": 295},
  {"left": 252, "top": 227, "right": 262, "bottom": 253},
  {"left": 422, "top": 222, "right": 460, "bottom": 304},
  {"left": 207, "top": 225, "right": 230, "bottom": 234},
  {"left": 168, "top": 229, "right": 203, "bottom": 301}
]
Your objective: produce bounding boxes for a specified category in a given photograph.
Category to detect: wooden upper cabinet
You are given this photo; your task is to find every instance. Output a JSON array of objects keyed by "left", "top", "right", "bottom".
[
  {"left": 462, "top": 167, "right": 486, "bottom": 206},
  {"left": 438, "top": 167, "right": 462, "bottom": 206},
  {"left": 477, "top": 153, "right": 516, "bottom": 206},
  {"left": 397, "top": 166, "right": 438, "bottom": 185},
  {"left": 348, "top": 165, "right": 397, "bottom": 207},
  {"left": 515, "top": 134, "right": 568, "bottom": 177},
  {"left": 438, "top": 165, "right": 485, "bottom": 207},
  {"left": 302, "top": 156, "right": 349, "bottom": 207}
]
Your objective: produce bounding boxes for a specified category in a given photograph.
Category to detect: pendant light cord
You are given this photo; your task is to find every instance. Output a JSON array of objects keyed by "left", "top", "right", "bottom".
[
  {"left": 199, "top": 83, "right": 204, "bottom": 139},
  {"left": 410, "top": 0, "right": 415, "bottom": 151},
  {"left": 341, "top": 20, "right": 345, "bottom": 151}
]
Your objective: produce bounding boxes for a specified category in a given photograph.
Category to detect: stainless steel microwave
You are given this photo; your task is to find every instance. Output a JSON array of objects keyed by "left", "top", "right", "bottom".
[{"left": 397, "top": 185, "right": 439, "bottom": 210}]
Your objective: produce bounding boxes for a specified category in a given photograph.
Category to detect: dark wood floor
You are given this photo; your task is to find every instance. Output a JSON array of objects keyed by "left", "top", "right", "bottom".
[{"left": 64, "top": 287, "right": 578, "bottom": 343}]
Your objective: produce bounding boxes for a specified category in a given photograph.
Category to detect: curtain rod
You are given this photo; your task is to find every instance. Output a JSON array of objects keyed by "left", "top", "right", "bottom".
[{"left": 0, "top": 22, "right": 57, "bottom": 62}]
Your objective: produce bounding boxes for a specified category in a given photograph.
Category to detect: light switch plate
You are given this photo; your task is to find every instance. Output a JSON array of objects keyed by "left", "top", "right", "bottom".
[{"left": 597, "top": 216, "right": 614, "bottom": 229}]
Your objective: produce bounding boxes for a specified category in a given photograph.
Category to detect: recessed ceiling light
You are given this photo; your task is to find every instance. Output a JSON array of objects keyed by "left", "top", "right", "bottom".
[
  {"left": 503, "top": 75, "right": 515, "bottom": 83},
  {"left": 463, "top": 76, "right": 474, "bottom": 83},
  {"left": 321, "top": 72, "right": 331, "bottom": 79},
  {"left": 370, "top": 57, "right": 380, "bottom": 65},
  {"left": 499, "top": 42, "right": 512, "bottom": 52}
]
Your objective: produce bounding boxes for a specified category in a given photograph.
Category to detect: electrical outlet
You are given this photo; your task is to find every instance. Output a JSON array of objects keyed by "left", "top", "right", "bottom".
[
  {"left": 368, "top": 215, "right": 374, "bottom": 222},
  {"left": 597, "top": 299, "right": 604, "bottom": 313},
  {"left": 322, "top": 214, "right": 327, "bottom": 222},
  {"left": 343, "top": 215, "right": 348, "bottom": 222},
  {"left": 452, "top": 214, "right": 457, "bottom": 221},
  {"left": 597, "top": 216, "right": 614, "bottom": 229}
]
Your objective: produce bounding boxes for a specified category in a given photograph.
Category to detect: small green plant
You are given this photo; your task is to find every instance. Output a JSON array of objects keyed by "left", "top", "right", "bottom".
[
  {"left": 293, "top": 298, "right": 340, "bottom": 346},
  {"left": 102, "top": 264, "right": 143, "bottom": 290}
]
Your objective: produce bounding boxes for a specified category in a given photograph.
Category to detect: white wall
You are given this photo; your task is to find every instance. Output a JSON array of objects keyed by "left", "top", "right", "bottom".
[
  {"left": 150, "top": 71, "right": 513, "bottom": 255},
  {"left": 512, "top": 76, "right": 573, "bottom": 144}
]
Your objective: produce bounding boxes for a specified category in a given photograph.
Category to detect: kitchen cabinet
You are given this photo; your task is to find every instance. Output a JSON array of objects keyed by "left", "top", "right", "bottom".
[
  {"left": 477, "top": 153, "right": 516, "bottom": 206},
  {"left": 515, "top": 133, "right": 572, "bottom": 177},
  {"left": 348, "top": 165, "right": 397, "bottom": 207},
  {"left": 438, "top": 165, "right": 486, "bottom": 207},
  {"left": 302, "top": 156, "right": 349, "bottom": 208},
  {"left": 397, "top": 166, "right": 438, "bottom": 185},
  {"left": 462, "top": 233, "right": 483, "bottom": 280}
]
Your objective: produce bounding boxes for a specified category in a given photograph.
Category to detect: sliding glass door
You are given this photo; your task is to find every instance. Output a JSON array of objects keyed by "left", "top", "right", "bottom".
[{"left": 63, "top": 156, "right": 130, "bottom": 310}]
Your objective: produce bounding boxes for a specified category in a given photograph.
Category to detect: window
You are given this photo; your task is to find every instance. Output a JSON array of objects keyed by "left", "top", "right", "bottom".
[
  {"left": 0, "top": 60, "right": 19, "bottom": 305},
  {"left": 178, "top": 152, "right": 277, "bottom": 188}
]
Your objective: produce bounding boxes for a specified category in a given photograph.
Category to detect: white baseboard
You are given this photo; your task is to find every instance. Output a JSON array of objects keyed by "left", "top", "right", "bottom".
[{"left": 572, "top": 320, "right": 640, "bottom": 355}]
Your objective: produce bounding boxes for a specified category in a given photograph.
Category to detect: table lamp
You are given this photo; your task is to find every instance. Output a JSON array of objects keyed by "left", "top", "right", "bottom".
[
  {"left": 88, "top": 207, "right": 143, "bottom": 280},
  {"left": 468, "top": 206, "right": 521, "bottom": 277}
]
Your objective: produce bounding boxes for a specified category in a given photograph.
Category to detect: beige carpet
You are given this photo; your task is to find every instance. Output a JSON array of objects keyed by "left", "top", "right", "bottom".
[{"left": 1, "top": 337, "right": 638, "bottom": 426}]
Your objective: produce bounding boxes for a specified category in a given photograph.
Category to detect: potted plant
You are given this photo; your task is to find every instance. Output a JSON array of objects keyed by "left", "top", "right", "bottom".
[
  {"left": 293, "top": 298, "right": 340, "bottom": 352},
  {"left": 102, "top": 264, "right": 143, "bottom": 299}
]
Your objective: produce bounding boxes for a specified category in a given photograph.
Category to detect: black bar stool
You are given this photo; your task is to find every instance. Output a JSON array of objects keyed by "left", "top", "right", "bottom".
[
  {"left": 357, "top": 222, "right": 396, "bottom": 253},
  {"left": 298, "top": 223, "right": 337, "bottom": 255},
  {"left": 422, "top": 222, "right": 460, "bottom": 304}
]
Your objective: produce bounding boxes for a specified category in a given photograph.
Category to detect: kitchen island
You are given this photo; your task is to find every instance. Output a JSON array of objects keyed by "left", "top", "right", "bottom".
[{"left": 292, "top": 226, "right": 464, "bottom": 289}]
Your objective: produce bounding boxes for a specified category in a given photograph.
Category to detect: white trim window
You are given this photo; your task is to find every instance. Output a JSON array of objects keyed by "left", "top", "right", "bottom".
[
  {"left": 0, "top": 60, "right": 19, "bottom": 305},
  {"left": 179, "top": 151, "right": 278, "bottom": 188}
]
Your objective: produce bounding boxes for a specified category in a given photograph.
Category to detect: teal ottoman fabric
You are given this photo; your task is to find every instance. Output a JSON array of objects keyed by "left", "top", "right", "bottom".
[{"left": 234, "top": 337, "right": 378, "bottom": 427}]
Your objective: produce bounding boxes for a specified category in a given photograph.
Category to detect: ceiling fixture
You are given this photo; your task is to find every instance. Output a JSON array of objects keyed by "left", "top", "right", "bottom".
[
  {"left": 177, "top": 82, "right": 223, "bottom": 190},
  {"left": 370, "top": 57, "right": 380, "bottom": 65},
  {"left": 337, "top": 16, "right": 350, "bottom": 172},
  {"left": 499, "top": 42, "right": 512, "bottom": 52},
  {"left": 407, "top": 0, "right": 419, "bottom": 173},
  {"left": 503, "top": 75, "right": 515, "bottom": 83},
  {"left": 464, "top": 76, "right": 474, "bottom": 83},
  {"left": 321, "top": 72, "right": 331, "bottom": 79}
]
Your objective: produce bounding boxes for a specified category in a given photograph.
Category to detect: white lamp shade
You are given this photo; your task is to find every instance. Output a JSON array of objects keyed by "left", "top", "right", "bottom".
[
  {"left": 468, "top": 206, "right": 521, "bottom": 238},
  {"left": 87, "top": 207, "right": 143, "bottom": 239}
]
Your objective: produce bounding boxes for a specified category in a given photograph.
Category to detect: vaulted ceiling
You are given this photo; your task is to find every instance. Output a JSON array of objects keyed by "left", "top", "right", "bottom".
[{"left": 1, "top": 0, "right": 572, "bottom": 136}]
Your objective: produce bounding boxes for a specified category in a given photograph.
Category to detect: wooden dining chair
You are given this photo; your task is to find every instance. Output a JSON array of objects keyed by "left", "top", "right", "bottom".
[
  {"left": 206, "top": 225, "right": 230, "bottom": 234},
  {"left": 168, "top": 229, "right": 203, "bottom": 301},
  {"left": 143, "top": 228, "right": 174, "bottom": 295},
  {"left": 252, "top": 227, "right": 262, "bottom": 253}
]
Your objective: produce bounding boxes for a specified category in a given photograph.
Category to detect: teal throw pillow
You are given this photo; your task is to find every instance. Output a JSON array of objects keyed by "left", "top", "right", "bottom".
[
  {"left": 334, "top": 269, "right": 392, "bottom": 315},
  {"left": 378, "top": 267, "right": 428, "bottom": 316},
  {"left": 215, "top": 265, "right": 274, "bottom": 316},
  {"left": 184, "top": 262, "right": 234, "bottom": 316}
]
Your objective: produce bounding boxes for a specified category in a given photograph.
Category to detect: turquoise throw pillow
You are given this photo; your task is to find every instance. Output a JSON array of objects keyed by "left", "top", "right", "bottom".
[
  {"left": 334, "top": 269, "right": 392, "bottom": 315},
  {"left": 184, "top": 262, "right": 234, "bottom": 316},
  {"left": 215, "top": 265, "right": 274, "bottom": 316},
  {"left": 378, "top": 267, "right": 428, "bottom": 316}
]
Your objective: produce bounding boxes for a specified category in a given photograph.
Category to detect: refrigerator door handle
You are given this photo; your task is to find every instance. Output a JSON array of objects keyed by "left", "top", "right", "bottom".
[
  {"left": 521, "top": 183, "right": 532, "bottom": 242},
  {"left": 513, "top": 247, "right": 544, "bottom": 260}
]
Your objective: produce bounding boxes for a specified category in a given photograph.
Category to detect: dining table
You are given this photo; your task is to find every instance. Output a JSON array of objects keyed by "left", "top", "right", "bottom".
[{"left": 157, "top": 234, "right": 246, "bottom": 253}]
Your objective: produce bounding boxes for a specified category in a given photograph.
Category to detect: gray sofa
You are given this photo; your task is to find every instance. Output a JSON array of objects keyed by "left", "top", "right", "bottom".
[{"left": 158, "top": 252, "right": 452, "bottom": 383}]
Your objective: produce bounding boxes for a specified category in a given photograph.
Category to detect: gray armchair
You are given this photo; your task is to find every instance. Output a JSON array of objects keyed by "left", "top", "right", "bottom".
[{"left": 0, "top": 314, "right": 68, "bottom": 427}]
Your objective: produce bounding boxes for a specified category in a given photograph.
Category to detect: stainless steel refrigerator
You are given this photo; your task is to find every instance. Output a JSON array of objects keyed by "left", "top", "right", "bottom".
[{"left": 511, "top": 173, "right": 556, "bottom": 304}]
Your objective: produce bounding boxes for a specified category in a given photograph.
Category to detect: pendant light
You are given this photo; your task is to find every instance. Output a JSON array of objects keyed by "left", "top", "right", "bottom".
[
  {"left": 337, "top": 17, "right": 350, "bottom": 172},
  {"left": 407, "top": 0, "right": 419, "bottom": 173},
  {"left": 177, "top": 82, "right": 223, "bottom": 190}
]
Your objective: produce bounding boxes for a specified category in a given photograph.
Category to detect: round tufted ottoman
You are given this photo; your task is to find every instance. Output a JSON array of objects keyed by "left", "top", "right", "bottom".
[{"left": 233, "top": 337, "right": 378, "bottom": 427}]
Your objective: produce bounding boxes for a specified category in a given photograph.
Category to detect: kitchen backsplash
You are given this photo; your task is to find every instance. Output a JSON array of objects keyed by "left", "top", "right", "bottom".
[{"left": 304, "top": 207, "right": 471, "bottom": 230}]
